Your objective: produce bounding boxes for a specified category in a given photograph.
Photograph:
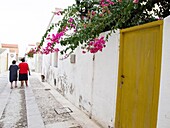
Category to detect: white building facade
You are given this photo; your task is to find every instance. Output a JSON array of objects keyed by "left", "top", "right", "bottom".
[{"left": 39, "top": 16, "right": 170, "bottom": 128}]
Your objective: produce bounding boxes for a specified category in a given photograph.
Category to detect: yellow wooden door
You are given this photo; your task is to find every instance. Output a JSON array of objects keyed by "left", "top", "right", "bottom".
[{"left": 115, "top": 20, "right": 163, "bottom": 128}]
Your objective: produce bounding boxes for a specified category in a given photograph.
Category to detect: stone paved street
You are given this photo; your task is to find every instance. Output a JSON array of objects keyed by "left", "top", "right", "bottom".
[{"left": 0, "top": 72, "right": 102, "bottom": 128}]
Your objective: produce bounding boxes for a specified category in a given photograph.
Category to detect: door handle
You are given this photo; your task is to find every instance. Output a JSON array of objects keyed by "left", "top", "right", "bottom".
[
  {"left": 121, "top": 75, "right": 125, "bottom": 78},
  {"left": 119, "top": 75, "right": 125, "bottom": 88}
]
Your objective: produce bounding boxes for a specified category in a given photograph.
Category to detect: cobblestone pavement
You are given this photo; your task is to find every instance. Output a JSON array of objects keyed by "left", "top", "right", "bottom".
[
  {"left": 0, "top": 72, "right": 27, "bottom": 128},
  {"left": 29, "top": 77, "right": 80, "bottom": 127},
  {"left": 0, "top": 72, "right": 102, "bottom": 128},
  {"left": 0, "top": 89, "right": 27, "bottom": 128}
]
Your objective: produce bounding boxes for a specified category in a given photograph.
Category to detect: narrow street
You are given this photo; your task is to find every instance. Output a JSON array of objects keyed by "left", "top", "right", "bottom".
[{"left": 0, "top": 72, "right": 102, "bottom": 128}]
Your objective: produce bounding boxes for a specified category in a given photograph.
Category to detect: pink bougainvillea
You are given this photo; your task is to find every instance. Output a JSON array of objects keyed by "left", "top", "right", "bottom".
[
  {"left": 133, "top": 0, "right": 139, "bottom": 4},
  {"left": 40, "top": 31, "right": 65, "bottom": 54},
  {"left": 83, "top": 36, "right": 106, "bottom": 54},
  {"left": 55, "top": 11, "right": 61, "bottom": 15},
  {"left": 100, "top": 0, "right": 115, "bottom": 7}
]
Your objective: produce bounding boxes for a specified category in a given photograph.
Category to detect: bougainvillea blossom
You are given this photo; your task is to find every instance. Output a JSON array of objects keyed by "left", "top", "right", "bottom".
[
  {"left": 133, "top": 0, "right": 139, "bottom": 4},
  {"left": 83, "top": 36, "right": 106, "bottom": 54}
]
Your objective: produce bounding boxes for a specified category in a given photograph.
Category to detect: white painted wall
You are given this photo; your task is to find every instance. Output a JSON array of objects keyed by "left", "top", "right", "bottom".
[
  {"left": 41, "top": 54, "right": 51, "bottom": 81},
  {"left": 44, "top": 31, "right": 120, "bottom": 128},
  {"left": 0, "top": 49, "right": 8, "bottom": 73},
  {"left": 40, "top": 14, "right": 170, "bottom": 128},
  {"left": 27, "top": 57, "right": 35, "bottom": 71},
  {"left": 157, "top": 16, "right": 170, "bottom": 128},
  {"left": 33, "top": 54, "right": 42, "bottom": 73},
  {"left": 91, "top": 32, "right": 119, "bottom": 127}
]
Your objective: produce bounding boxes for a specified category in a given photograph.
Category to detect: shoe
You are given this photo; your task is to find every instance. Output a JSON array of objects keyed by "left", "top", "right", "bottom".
[
  {"left": 15, "top": 86, "right": 17, "bottom": 88},
  {"left": 11, "top": 87, "right": 13, "bottom": 89}
]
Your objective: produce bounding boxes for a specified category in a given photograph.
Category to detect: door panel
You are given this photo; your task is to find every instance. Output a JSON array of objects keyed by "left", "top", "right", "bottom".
[{"left": 115, "top": 21, "right": 163, "bottom": 128}]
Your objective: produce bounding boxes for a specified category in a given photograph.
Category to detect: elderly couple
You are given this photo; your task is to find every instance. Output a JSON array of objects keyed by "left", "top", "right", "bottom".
[{"left": 9, "top": 57, "right": 30, "bottom": 89}]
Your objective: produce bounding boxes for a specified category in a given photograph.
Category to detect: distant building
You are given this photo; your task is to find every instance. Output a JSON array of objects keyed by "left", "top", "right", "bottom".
[
  {"left": 0, "top": 48, "right": 9, "bottom": 73},
  {"left": 1, "top": 44, "right": 19, "bottom": 63}
]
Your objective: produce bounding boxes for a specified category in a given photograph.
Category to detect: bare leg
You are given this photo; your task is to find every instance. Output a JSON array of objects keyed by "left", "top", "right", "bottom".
[
  {"left": 11, "top": 82, "right": 13, "bottom": 89},
  {"left": 25, "top": 80, "right": 28, "bottom": 87},
  {"left": 15, "top": 81, "right": 17, "bottom": 88},
  {"left": 21, "top": 81, "right": 24, "bottom": 87}
]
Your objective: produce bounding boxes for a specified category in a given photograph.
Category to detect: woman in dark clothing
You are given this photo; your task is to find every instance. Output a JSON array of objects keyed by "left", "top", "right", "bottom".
[{"left": 9, "top": 60, "right": 19, "bottom": 89}]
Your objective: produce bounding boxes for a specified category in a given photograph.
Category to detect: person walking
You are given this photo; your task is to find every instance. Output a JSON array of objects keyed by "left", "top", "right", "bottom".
[
  {"left": 18, "top": 57, "right": 30, "bottom": 87},
  {"left": 9, "top": 60, "right": 19, "bottom": 89}
]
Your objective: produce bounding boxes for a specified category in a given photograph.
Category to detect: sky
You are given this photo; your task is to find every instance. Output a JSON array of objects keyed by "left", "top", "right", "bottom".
[{"left": 0, "top": 0, "right": 75, "bottom": 56}]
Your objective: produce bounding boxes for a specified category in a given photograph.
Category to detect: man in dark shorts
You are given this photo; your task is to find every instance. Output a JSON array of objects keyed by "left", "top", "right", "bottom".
[{"left": 18, "top": 57, "right": 30, "bottom": 87}]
